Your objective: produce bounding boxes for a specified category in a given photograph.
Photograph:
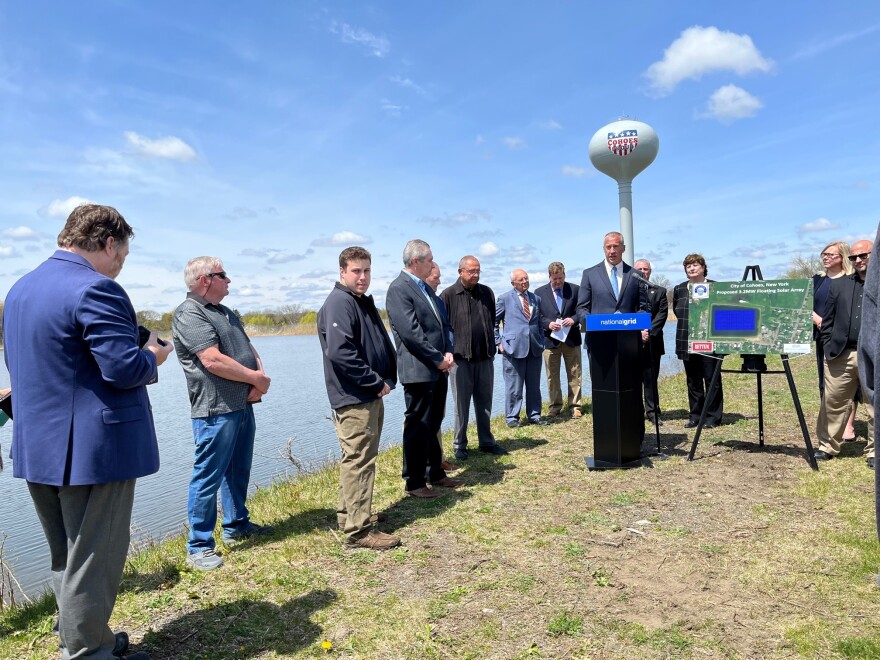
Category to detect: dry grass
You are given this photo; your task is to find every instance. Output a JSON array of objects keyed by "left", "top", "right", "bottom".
[{"left": 2, "top": 355, "right": 879, "bottom": 658}]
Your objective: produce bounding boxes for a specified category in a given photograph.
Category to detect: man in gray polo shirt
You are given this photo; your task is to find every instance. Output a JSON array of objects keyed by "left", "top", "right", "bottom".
[{"left": 172, "top": 256, "right": 273, "bottom": 570}]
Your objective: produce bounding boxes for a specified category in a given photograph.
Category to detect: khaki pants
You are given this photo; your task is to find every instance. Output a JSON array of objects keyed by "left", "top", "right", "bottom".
[
  {"left": 334, "top": 399, "right": 384, "bottom": 540},
  {"left": 543, "top": 342, "right": 582, "bottom": 415},
  {"left": 817, "top": 348, "right": 874, "bottom": 457}
]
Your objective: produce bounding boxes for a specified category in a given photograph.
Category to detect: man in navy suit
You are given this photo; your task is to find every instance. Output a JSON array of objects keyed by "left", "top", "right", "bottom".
[
  {"left": 577, "top": 231, "right": 649, "bottom": 323},
  {"left": 386, "top": 239, "right": 462, "bottom": 498},
  {"left": 3, "top": 204, "right": 172, "bottom": 660},
  {"left": 495, "top": 269, "right": 547, "bottom": 428},
  {"left": 535, "top": 262, "right": 583, "bottom": 419}
]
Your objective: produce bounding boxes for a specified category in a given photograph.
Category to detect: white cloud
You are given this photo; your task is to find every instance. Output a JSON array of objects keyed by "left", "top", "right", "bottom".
[
  {"left": 644, "top": 26, "right": 773, "bottom": 96},
  {"left": 561, "top": 165, "right": 591, "bottom": 178},
  {"left": 799, "top": 217, "right": 840, "bottom": 234},
  {"left": 311, "top": 231, "right": 372, "bottom": 247},
  {"left": 793, "top": 24, "right": 880, "bottom": 60},
  {"left": 538, "top": 120, "right": 562, "bottom": 130},
  {"left": 381, "top": 99, "right": 407, "bottom": 117},
  {"left": 330, "top": 21, "right": 390, "bottom": 58},
  {"left": 124, "top": 131, "right": 197, "bottom": 162},
  {"left": 43, "top": 195, "right": 94, "bottom": 218},
  {"left": 731, "top": 246, "right": 766, "bottom": 259},
  {"left": 3, "top": 226, "right": 42, "bottom": 241},
  {"left": 502, "top": 136, "right": 527, "bottom": 150},
  {"left": 475, "top": 135, "right": 485, "bottom": 145},
  {"left": 421, "top": 210, "right": 491, "bottom": 226},
  {"left": 697, "top": 85, "right": 763, "bottom": 123},
  {"left": 390, "top": 75, "right": 427, "bottom": 96},
  {"left": 478, "top": 241, "right": 499, "bottom": 257},
  {"left": 0, "top": 244, "right": 18, "bottom": 258}
]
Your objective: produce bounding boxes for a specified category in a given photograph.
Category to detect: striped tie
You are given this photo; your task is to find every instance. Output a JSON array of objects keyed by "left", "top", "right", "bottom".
[{"left": 521, "top": 293, "right": 531, "bottom": 320}]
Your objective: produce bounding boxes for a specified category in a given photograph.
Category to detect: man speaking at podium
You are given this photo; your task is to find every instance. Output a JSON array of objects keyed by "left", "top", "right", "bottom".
[
  {"left": 577, "top": 231, "right": 649, "bottom": 334},
  {"left": 577, "top": 231, "right": 650, "bottom": 463}
]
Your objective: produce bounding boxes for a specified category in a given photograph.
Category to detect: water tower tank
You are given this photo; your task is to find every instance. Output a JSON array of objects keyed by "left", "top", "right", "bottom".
[{"left": 588, "top": 119, "right": 659, "bottom": 261}]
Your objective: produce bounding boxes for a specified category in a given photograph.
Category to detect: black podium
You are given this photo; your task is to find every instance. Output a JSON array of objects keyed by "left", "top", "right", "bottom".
[{"left": 585, "top": 324, "right": 646, "bottom": 470}]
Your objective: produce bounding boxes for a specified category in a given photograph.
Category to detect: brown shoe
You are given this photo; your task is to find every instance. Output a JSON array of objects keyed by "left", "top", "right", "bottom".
[
  {"left": 345, "top": 529, "right": 401, "bottom": 550},
  {"left": 369, "top": 512, "right": 388, "bottom": 524},
  {"left": 431, "top": 476, "right": 464, "bottom": 488},
  {"left": 571, "top": 409, "right": 583, "bottom": 418},
  {"left": 406, "top": 486, "right": 442, "bottom": 498},
  {"left": 440, "top": 460, "right": 459, "bottom": 472}
]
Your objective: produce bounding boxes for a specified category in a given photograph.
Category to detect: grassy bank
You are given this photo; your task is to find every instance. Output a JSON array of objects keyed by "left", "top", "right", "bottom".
[{"left": 2, "top": 355, "right": 879, "bottom": 659}]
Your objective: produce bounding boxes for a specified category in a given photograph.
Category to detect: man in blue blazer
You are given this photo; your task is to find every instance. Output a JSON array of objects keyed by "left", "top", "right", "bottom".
[
  {"left": 535, "top": 262, "right": 583, "bottom": 419},
  {"left": 495, "top": 269, "right": 547, "bottom": 428},
  {"left": 3, "top": 204, "right": 172, "bottom": 660},
  {"left": 386, "top": 239, "right": 461, "bottom": 498}
]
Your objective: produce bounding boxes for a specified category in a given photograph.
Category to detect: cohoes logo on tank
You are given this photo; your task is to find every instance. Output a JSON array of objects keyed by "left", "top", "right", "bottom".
[{"left": 607, "top": 129, "right": 638, "bottom": 156}]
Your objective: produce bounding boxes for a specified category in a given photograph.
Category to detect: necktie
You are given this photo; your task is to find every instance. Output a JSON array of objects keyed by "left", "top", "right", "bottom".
[
  {"left": 611, "top": 265, "right": 619, "bottom": 299},
  {"left": 555, "top": 287, "right": 563, "bottom": 313},
  {"left": 418, "top": 280, "right": 441, "bottom": 321},
  {"left": 521, "top": 292, "right": 531, "bottom": 320}
]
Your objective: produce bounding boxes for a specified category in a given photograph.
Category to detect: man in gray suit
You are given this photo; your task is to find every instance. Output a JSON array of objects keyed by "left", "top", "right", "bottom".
[
  {"left": 386, "top": 239, "right": 463, "bottom": 497},
  {"left": 495, "top": 268, "right": 547, "bottom": 428}
]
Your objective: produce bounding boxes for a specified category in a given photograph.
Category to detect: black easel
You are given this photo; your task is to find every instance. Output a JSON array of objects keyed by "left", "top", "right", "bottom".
[{"left": 686, "top": 265, "right": 819, "bottom": 470}]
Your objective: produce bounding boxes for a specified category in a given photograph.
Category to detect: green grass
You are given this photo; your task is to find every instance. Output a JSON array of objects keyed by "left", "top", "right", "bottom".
[{"left": 2, "top": 355, "right": 879, "bottom": 658}]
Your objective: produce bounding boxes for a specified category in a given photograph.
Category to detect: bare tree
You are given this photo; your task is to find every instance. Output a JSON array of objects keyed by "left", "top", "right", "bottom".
[{"left": 783, "top": 255, "right": 822, "bottom": 279}]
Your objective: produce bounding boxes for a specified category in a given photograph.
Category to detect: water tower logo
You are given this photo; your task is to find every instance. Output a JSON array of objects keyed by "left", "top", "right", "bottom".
[{"left": 607, "top": 129, "right": 639, "bottom": 156}]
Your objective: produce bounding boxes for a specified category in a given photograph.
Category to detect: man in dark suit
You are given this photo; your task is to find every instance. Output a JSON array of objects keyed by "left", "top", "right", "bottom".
[
  {"left": 634, "top": 259, "right": 668, "bottom": 425},
  {"left": 535, "top": 262, "right": 583, "bottom": 418},
  {"left": 576, "top": 231, "right": 649, "bottom": 322},
  {"left": 816, "top": 239, "right": 875, "bottom": 465},
  {"left": 856, "top": 226, "right": 880, "bottom": 584},
  {"left": 3, "top": 204, "right": 172, "bottom": 660},
  {"left": 495, "top": 268, "right": 547, "bottom": 428},
  {"left": 386, "top": 239, "right": 462, "bottom": 497}
]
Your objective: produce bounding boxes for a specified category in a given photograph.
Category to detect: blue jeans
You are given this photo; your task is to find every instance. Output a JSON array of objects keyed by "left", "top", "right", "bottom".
[{"left": 187, "top": 406, "right": 255, "bottom": 553}]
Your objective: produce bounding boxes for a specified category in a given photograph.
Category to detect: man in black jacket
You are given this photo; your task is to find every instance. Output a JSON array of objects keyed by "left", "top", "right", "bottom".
[
  {"left": 634, "top": 259, "right": 668, "bottom": 425},
  {"left": 318, "top": 246, "right": 401, "bottom": 550},
  {"left": 440, "top": 256, "right": 506, "bottom": 460},
  {"left": 816, "top": 239, "right": 875, "bottom": 466}
]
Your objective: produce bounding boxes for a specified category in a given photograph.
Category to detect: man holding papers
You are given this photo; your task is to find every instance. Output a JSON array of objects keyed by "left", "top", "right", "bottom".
[{"left": 535, "top": 262, "right": 583, "bottom": 419}]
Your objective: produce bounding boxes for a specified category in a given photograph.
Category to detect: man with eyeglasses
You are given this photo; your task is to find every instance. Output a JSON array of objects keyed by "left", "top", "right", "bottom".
[
  {"left": 816, "top": 239, "right": 875, "bottom": 468},
  {"left": 440, "top": 256, "right": 507, "bottom": 458},
  {"left": 172, "top": 257, "right": 273, "bottom": 570}
]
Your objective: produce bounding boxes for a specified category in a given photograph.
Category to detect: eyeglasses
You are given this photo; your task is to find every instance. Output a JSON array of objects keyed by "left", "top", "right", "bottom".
[
  {"left": 462, "top": 268, "right": 481, "bottom": 274},
  {"left": 820, "top": 252, "right": 840, "bottom": 259},
  {"left": 205, "top": 271, "right": 228, "bottom": 279},
  {"left": 848, "top": 253, "right": 870, "bottom": 262}
]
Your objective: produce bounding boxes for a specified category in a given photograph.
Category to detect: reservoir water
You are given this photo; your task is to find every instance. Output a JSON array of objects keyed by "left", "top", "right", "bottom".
[{"left": 0, "top": 329, "right": 680, "bottom": 598}]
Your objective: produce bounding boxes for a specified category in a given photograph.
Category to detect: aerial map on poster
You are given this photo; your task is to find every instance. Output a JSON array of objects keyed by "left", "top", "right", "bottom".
[{"left": 687, "top": 279, "right": 813, "bottom": 355}]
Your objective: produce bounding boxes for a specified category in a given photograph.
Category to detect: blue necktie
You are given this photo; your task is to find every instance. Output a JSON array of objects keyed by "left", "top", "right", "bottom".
[
  {"left": 611, "top": 265, "right": 619, "bottom": 299},
  {"left": 555, "top": 288, "right": 563, "bottom": 313}
]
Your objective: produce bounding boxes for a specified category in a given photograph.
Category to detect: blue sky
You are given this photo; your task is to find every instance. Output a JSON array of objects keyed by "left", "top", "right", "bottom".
[{"left": 0, "top": 2, "right": 878, "bottom": 312}]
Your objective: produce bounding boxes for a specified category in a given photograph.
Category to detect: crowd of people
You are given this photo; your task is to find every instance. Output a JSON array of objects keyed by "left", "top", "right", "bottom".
[{"left": 4, "top": 203, "right": 878, "bottom": 658}]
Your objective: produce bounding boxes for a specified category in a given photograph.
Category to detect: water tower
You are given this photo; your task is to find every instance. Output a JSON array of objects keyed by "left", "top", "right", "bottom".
[{"left": 588, "top": 119, "right": 659, "bottom": 262}]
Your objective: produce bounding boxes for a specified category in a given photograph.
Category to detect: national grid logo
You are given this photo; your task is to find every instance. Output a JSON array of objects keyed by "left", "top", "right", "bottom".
[{"left": 599, "top": 317, "right": 638, "bottom": 327}]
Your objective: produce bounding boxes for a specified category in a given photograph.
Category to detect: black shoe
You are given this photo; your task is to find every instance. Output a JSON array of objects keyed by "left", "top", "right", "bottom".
[
  {"left": 684, "top": 420, "right": 698, "bottom": 429},
  {"left": 506, "top": 420, "right": 519, "bottom": 428},
  {"left": 814, "top": 450, "right": 834, "bottom": 461},
  {"left": 530, "top": 418, "right": 549, "bottom": 426},
  {"left": 867, "top": 457, "right": 875, "bottom": 469},
  {"left": 703, "top": 423, "right": 717, "bottom": 429},
  {"left": 112, "top": 632, "right": 130, "bottom": 657},
  {"left": 647, "top": 415, "right": 663, "bottom": 426},
  {"left": 124, "top": 653, "right": 150, "bottom": 660},
  {"left": 454, "top": 448, "right": 468, "bottom": 461},
  {"left": 479, "top": 443, "right": 509, "bottom": 455}
]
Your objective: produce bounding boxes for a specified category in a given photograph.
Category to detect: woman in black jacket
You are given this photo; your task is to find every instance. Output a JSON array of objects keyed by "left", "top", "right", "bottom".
[{"left": 673, "top": 253, "right": 724, "bottom": 428}]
